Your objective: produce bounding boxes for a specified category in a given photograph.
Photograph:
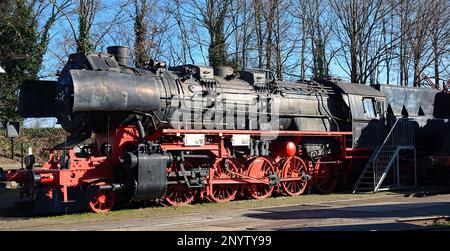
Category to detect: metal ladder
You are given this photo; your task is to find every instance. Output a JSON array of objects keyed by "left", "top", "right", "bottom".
[{"left": 352, "top": 118, "right": 417, "bottom": 193}]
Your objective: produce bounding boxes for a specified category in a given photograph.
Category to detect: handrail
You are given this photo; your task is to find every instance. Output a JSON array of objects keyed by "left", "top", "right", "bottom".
[
  {"left": 372, "top": 118, "right": 402, "bottom": 161},
  {"left": 373, "top": 118, "right": 415, "bottom": 191},
  {"left": 353, "top": 117, "right": 416, "bottom": 193}
]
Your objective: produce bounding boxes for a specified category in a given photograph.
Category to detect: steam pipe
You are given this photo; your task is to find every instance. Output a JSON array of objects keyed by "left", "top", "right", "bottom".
[{"left": 135, "top": 116, "right": 146, "bottom": 142}]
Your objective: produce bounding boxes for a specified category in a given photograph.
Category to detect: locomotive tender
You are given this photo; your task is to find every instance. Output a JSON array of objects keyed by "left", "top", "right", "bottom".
[{"left": 1, "top": 46, "right": 448, "bottom": 214}]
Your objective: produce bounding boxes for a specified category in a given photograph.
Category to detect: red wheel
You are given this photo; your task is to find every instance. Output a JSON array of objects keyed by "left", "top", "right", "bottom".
[
  {"left": 208, "top": 159, "right": 239, "bottom": 203},
  {"left": 281, "top": 156, "right": 308, "bottom": 196},
  {"left": 164, "top": 161, "right": 196, "bottom": 206},
  {"left": 89, "top": 191, "right": 116, "bottom": 213},
  {"left": 247, "top": 157, "right": 275, "bottom": 200},
  {"left": 313, "top": 158, "right": 339, "bottom": 194},
  {"left": 164, "top": 184, "right": 195, "bottom": 206}
]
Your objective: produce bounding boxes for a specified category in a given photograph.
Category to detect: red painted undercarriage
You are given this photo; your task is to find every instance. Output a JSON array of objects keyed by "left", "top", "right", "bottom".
[{"left": 2, "top": 126, "right": 369, "bottom": 214}]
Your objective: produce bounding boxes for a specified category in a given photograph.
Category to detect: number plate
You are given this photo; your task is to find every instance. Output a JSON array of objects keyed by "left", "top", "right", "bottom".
[
  {"left": 232, "top": 135, "right": 251, "bottom": 146},
  {"left": 184, "top": 134, "right": 205, "bottom": 146}
]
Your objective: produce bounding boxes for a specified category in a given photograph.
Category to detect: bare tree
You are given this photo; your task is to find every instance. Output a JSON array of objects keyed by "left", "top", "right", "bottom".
[
  {"left": 190, "top": 0, "right": 231, "bottom": 67},
  {"left": 34, "top": 0, "right": 449, "bottom": 86},
  {"left": 30, "top": 0, "right": 73, "bottom": 75},
  {"left": 330, "top": 0, "right": 398, "bottom": 84},
  {"left": 273, "top": 0, "right": 298, "bottom": 80},
  {"left": 51, "top": 0, "right": 131, "bottom": 54},
  {"left": 306, "top": 0, "right": 334, "bottom": 78},
  {"left": 412, "top": 3, "right": 431, "bottom": 86},
  {"left": 228, "top": 0, "right": 252, "bottom": 69},
  {"left": 167, "top": 0, "right": 195, "bottom": 65},
  {"left": 428, "top": 0, "right": 450, "bottom": 86},
  {"left": 264, "top": 0, "right": 277, "bottom": 71},
  {"left": 253, "top": 0, "right": 264, "bottom": 68},
  {"left": 296, "top": 0, "right": 308, "bottom": 79},
  {"left": 382, "top": 1, "right": 396, "bottom": 85}
]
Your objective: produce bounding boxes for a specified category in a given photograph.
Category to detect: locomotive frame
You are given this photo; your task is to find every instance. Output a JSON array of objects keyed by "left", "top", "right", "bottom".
[{"left": 2, "top": 124, "right": 356, "bottom": 213}]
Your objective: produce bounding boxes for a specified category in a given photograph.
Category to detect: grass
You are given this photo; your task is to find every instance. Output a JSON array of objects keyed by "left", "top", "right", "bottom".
[{"left": 0, "top": 190, "right": 397, "bottom": 230}]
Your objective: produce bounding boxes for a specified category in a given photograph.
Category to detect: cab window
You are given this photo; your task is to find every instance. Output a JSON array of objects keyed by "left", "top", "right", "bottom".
[{"left": 363, "top": 98, "right": 376, "bottom": 118}]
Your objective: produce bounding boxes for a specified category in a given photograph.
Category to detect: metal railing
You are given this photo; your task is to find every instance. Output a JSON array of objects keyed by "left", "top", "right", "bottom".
[
  {"left": 353, "top": 118, "right": 416, "bottom": 193},
  {"left": 372, "top": 118, "right": 415, "bottom": 191}
]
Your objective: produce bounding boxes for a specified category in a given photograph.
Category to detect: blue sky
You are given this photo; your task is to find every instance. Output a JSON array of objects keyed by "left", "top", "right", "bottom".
[{"left": 23, "top": 0, "right": 448, "bottom": 128}]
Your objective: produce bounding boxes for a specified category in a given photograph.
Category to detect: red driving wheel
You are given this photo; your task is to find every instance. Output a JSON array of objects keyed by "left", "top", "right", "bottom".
[
  {"left": 313, "top": 158, "right": 339, "bottom": 194},
  {"left": 89, "top": 190, "right": 116, "bottom": 213},
  {"left": 247, "top": 157, "right": 275, "bottom": 200},
  {"left": 281, "top": 156, "right": 308, "bottom": 196},
  {"left": 164, "top": 184, "right": 196, "bottom": 206},
  {"left": 208, "top": 159, "right": 239, "bottom": 203},
  {"left": 164, "top": 161, "right": 196, "bottom": 206}
]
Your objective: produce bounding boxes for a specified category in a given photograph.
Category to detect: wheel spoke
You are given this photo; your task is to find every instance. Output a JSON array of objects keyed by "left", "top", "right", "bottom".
[
  {"left": 313, "top": 158, "right": 338, "bottom": 194},
  {"left": 164, "top": 161, "right": 196, "bottom": 206},
  {"left": 89, "top": 190, "right": 116, "bottom": 213},
  {"left": 281, "top": 157, "right": 307, "bottom": 196},
  {"left": 209, "top": 160, "right": 238, "bottom": 203},
  {"left": 247, "top": 157, "right": 274, "bottom": 200},
  {"left": 164, "top": 184, "right": 195, "bottom": 206}
]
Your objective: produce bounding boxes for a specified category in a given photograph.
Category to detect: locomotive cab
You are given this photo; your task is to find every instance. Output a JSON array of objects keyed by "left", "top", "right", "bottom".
[{"left": 318, "top": 79, "right": 387, "bottom": 149}]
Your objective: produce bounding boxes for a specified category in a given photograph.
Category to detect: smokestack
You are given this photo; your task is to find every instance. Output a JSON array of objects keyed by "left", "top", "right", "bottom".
[{"left": 107, "top": 46, "right": 131, "bottom": 67}]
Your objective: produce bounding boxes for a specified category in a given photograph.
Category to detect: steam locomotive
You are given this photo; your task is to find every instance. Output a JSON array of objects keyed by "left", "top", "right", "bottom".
[{"left": 1, "top": 46, "right": 449, "bottom": 214}]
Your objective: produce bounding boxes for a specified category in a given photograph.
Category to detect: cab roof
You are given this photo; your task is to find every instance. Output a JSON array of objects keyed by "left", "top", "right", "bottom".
[{"left": 319, "top": 79, "right": 385, "bottom": 97}]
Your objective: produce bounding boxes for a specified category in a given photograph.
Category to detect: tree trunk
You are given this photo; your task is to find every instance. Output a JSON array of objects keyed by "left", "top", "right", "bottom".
[
  {"left": 300, "top": 15, "right": 307, "bottom": 80},
  {"left": 206, "top": 0, "right": 228, "bottom": 67},
  {"left": 134, "top": 0, "right": 150, "bottom": 68},
  {"left": 254, "top": 0, "right": 264, "bottom": 68},
  {"left": 77, "top": 0, "right": 96, "bottom": 53},
  {"left": 265, "top": 0, "right": 276, "bottom": 71},
  {"left": 413, "top": 57, "right": 421, "bottom": 87},
  {"left": 274, "top": 3, "right": 282, "bottom": 80}
]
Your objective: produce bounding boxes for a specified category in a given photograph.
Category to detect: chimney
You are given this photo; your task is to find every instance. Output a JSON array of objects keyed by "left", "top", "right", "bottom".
[{"left": 107, "top": 46, "right": 131, "bottom": 67}]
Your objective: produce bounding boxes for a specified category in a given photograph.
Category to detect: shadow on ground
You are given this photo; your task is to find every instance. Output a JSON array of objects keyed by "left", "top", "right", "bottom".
[{"left": 244, "top": 199, "right": 450, "bottom": 231}]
